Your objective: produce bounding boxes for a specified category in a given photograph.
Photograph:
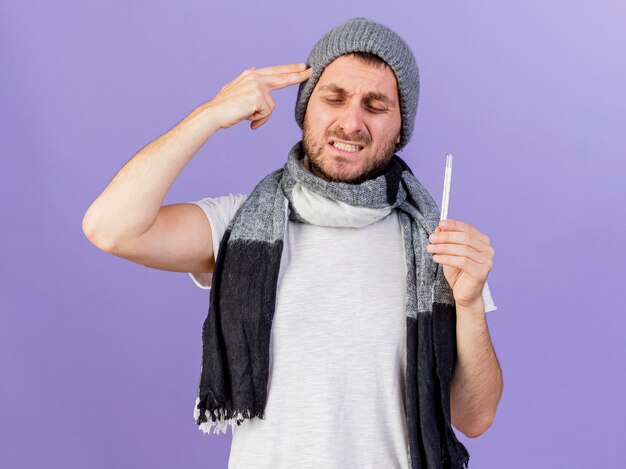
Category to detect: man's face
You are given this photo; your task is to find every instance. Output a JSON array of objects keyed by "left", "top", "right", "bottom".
[{"left": 302, "top": 53, "right": 402, "bottom": 184}]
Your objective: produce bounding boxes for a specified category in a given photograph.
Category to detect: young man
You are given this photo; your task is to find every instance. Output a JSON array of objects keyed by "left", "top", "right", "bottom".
[{"left": 83, "top": 17, "right": 502, "bottom": 469}]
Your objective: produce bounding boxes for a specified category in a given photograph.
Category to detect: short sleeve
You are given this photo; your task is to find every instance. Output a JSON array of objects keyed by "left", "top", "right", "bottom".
[
  {"left": 482, "top": 281, "right": 498, "bottom": 313},
  {"left": 187, "top": 193, "right": 248, "bottom": 289}
]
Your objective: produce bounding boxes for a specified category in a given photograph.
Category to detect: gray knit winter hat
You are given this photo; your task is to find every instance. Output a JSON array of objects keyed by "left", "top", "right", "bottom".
[{"left": 295, "top": 17, "right": 420, "bottom": 151}]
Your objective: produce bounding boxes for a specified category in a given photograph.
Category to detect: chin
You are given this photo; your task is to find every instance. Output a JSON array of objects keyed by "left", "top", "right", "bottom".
[{"left": 316, "top": 161, "right": 379, "bottom": 184}]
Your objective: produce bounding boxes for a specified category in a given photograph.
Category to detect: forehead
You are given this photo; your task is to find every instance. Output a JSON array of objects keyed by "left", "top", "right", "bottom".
[{"left": 313, "top": 54, "right": 399, "bottom": 103}]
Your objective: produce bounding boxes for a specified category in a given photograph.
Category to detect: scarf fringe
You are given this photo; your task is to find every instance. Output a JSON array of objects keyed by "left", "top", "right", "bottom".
[{"left": 193, "top": 395, "right": 264, "bottom": 435}]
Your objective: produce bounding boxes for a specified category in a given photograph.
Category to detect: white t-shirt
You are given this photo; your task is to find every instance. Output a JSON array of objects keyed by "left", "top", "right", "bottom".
[
  {"left": 187, "top": 193, "right": 497, "bottom": 312},
  {"left": 188, "top": 193, "right": 497, "bottom": 469}
]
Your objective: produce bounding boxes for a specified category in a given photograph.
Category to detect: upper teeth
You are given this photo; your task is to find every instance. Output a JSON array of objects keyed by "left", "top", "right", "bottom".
[{"left": 333, "top": 141, "right": 362, "bottom": 152}]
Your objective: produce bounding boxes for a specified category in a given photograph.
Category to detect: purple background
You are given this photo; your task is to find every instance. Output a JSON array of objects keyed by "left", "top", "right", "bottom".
[{"left": 2, "top": 1, "right": 625, "bottom": 468}]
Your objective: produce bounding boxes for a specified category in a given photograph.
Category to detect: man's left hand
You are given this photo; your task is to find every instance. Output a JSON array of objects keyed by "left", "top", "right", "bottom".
[{"left": 426, "top": 219, "right": 494, "bottom": 309}]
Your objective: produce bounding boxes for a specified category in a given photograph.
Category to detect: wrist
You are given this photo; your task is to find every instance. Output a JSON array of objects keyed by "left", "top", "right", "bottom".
[
  {"left": 184, "top": 103, "right": 223, "bottom": 136},
  {"left": 456, "top": 297, "right": 486, "bottom": 322}
]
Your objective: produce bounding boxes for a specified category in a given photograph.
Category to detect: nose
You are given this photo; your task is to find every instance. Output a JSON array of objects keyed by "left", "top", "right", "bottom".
[{"left": 335, "top": 100, "right": 366, "bottom": 136}]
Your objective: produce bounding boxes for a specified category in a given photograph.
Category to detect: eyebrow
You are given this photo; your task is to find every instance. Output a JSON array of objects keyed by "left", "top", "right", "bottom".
[{"left": 317, "top": 83, "right": 396, "bottom": 107}]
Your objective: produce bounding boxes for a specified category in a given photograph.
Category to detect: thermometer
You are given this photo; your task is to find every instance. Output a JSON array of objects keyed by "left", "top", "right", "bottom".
[{"left": 440, "top": 153, "right": 453, "bottom": 221}]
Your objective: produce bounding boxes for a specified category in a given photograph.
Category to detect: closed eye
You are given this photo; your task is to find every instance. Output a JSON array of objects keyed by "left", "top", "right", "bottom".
[
  {"left": 367, "top": 105, "right": 388, "bottom": 113},
  {"left": 323, "top": 98, "right": 387, "bottom": 113}
]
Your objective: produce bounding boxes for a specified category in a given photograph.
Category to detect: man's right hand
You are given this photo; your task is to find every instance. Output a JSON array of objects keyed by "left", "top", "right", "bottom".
[{"left": 203, "top": 63, "right": 313, "bottom": 130}]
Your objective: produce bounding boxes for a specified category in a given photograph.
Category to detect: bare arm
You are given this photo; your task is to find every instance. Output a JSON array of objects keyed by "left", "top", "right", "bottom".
[
  {"left": 82, "top": 63, "right": 312, "bottom": 272},
  {"left": 450, "top": 298, "right": 503, "bottom": 438},
  {"left": 425, "top": 218, "right": 502, "bottom": 438},
  {"left": 82, "top": 105, "right": 221, "bottom": 251}
]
